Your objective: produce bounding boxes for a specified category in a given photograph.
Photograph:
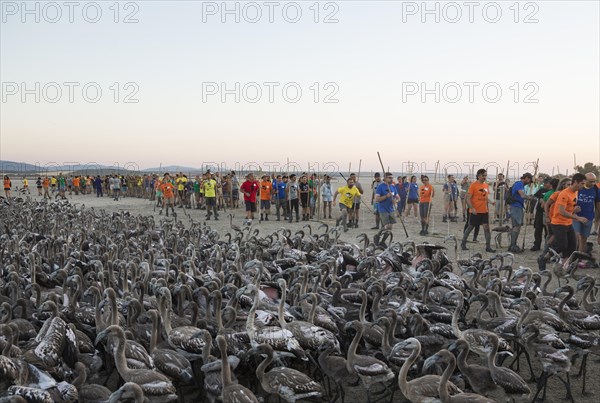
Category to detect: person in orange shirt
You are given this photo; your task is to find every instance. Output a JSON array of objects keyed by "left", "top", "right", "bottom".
[
  {"left": 42, "top": 177, "right": 50, "bottom": 199},
  {"left": 3, "top": 175, "right": 12, "bottom": 198},
  {"left": 159, "top": 173, "right": 177, "bottom": 217},
  {"left": 548, "top": 173, "right": 587, "bottom": 260},
  {"left": 418, "top": 175, "right": 435, "bottom": 235},
  {"left": 460, "top": 169, "right": 495, "bottom": 253},
  {"left": 259, "top": 174, "right": 273, "bottom": 222},
  {"left": 72, "top": 176, "right": 80, "bottom": 195}
]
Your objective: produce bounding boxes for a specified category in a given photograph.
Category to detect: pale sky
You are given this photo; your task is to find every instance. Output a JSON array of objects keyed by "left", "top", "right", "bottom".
[{"left": 1, "top": 0, "right": 599, "bottom": 176}]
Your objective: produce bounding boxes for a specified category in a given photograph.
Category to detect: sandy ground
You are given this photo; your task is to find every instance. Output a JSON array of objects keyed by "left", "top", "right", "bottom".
[{"left": 15, "top": 179, "right": 600, "bottom": 402}]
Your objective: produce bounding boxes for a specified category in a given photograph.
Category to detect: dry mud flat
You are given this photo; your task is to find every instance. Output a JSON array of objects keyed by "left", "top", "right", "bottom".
[{"left": 19, "top": 182, "right": 600, "bottom": 403}]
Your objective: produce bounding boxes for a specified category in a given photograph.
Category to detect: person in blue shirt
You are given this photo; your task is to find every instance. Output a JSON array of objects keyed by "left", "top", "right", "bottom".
[
  {"left": 395, "top": 176, "right": 408, "bottom": 217},
  {"left": 574, "top": 172, "right": 599, "bottom": 252},
  {"left": 509, "top": 172, "right": 535, "bottom": 253},
  {"left": 375, "top": 172, "right": 400, "bottom": 231},
  {"left": 443, "top": 174, "right": 459, "bottom": 222},
  {"left": 274, "top": 175, "right": 288, "bottom": 221},
  {"left": 405, "top": 175, "right": 419, "bottom": 220}
]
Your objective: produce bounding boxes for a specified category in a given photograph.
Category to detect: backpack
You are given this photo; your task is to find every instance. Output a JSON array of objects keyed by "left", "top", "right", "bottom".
[{"left": 504, "top": 185, "right": 516, "bottom": 205}]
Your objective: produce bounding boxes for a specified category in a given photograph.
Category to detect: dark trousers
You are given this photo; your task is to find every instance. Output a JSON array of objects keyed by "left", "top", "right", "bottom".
[
  {"left": 551, "top": 224, "right": 576, "bottom": 258},
  {"left": 96, "top": 187, "right": 103, "bottom": 197},
  {"left": 532, "top": 209, "right": 547, "bottom": 248},
  {"left": 289, "top": 199, "right": 299, "bottom": 221}
]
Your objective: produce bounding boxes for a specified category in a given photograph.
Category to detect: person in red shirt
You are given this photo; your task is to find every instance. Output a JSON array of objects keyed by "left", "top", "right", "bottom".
[
  {"left": 460, "top": 169, "right": 495, "bottom": 253},
  {"left": 240, "top": 173, "right": 259, "bottom": 224},
  {"left": 159, "top": 173, "right": 177, "bottom": 217},
  {"left": 259, "top": 174, "right": 273, "bottom": 222}
]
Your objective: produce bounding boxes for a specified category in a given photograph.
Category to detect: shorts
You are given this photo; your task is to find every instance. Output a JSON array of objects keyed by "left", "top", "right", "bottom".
[
  {"left": 407, "top": 198, "right": 419, "bottom": 204},
  {"left": 380, "top": 212, "right": 397, "bottom": 225},
  {"left": 419, "top": 202, "right": 431, "bottom": 218},
  {"left": 353, "top": 201, "right": 361, "bottom": 210},
  {"left": 300, "top": 194, "right": 309, "bottom": 208},
  {"left": 206, "top": 197, "right": 216, "bottom": 207},
  {"left": 373, "top": 202, "right": 379, "bottom": 214},
  {"left": 443, "top": 194, "right": 452, "bottom": 203},
  {"left": 260, "top": 200, "right": 271, "bottom": 210},
  {"left": 510, "top": 207, "right": 524, "bottom": 226},
  {"left": 338, "top": 203, "right": 351, "bottom": 212},
  {"left": 572, "top": 220, "right": 593, "bottom": 238},
  {"left": 245, "top": 201, "right": 257, "bottom": 212},
  {"left": 232, "top": 189, "right": 239, "bottom": 198},
  {"left": 468, "top": 212, "right": 490, "bottom": 226},
  {"left": 322, "top": 195, "right": 333, "bottom": 202}
]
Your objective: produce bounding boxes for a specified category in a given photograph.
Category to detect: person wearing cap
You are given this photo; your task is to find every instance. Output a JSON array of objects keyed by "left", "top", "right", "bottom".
[
  {"left": 508, "top": 172, "right": 536, "bottom": 253},
  {"left": 460, "top": 169, "right": 495, "bottom": 253},
  {"left": 530, "top": 177, "right": 552, "bottom": 251},
  {"left": 370, "top": 172, "right": 382, "bottom": 229},
  {"left": 259, "top": 174, "right": 273, "bottom": 221},
  {"left": 274, "top": 174, "right": 288, "bottom": 221},
  {"left": 320, "top": 175, "right": 333, "bottom": 219}
]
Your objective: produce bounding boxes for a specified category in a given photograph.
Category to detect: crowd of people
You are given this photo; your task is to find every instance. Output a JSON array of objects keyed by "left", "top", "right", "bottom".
[{"left": 3, "top": 168, "right": 600, "bottom": 261}]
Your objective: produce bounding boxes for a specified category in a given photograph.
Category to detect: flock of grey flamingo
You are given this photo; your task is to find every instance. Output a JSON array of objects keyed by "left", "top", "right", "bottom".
[{"left": 1, "top": 197, "right": 599, "bottom": 403}]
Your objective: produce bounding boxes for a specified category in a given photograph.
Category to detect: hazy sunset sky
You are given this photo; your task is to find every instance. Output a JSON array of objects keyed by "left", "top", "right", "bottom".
[{"left": 1, "top": 0, "right": 599, "bottom": 176}]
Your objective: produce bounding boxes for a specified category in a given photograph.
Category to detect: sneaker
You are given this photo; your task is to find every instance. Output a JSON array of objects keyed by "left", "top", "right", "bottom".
[
  {"left": 508, "top": 246, "right": 524, "bottom": 253},
  {"left": 265, "top": 216, "right": 269, "bottom": 221},
  {"left": 371, "top": 226, "right": 379, "bottom": 230},
  {"left": 590, "top": 231, "right": 598, "bottom": 236},
  {"left": 461, "top": 243, "right": 468, "bottom": 251},
  {"left": 214, "top": 217, "right": 219, "bottom": 221},
  {"left": 530, "top": 246, "right": 541, "bottom": 252},
  {"left": 485, "top": 246, "right": 496, "bottom": 253},
  {"left": 442, "top": 218, "right": 447, "bottom": 223},
  {"left": 419, "top": 230, "right": 425, "bottom": 236},
  {"left": 206, "top": 216, "right": 211, "bottom": 220},
  {"left": 328, "top": 215, "right": 332, "bottom": 219}
]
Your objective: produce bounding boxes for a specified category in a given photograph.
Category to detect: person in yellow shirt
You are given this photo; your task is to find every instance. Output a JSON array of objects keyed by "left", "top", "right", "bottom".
[
  {"left": 22, "top": 177, "right": 30, "bottom": 194},
  {"left": 176, "top": 173, "right": 188, "bottom": 208},
  {"left": 333, "top": 177, "right": 361, "bottom": 232},
  {"left": 203, "top": 173, "right": 218, "bottom": 220}
]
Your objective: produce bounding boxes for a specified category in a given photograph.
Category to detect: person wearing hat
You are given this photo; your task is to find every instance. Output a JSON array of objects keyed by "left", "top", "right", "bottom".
[{"left": 508, "top": 172, "right": 536, "bottom": 253}]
